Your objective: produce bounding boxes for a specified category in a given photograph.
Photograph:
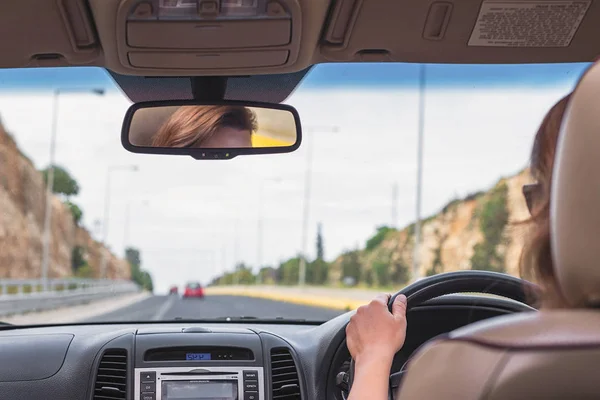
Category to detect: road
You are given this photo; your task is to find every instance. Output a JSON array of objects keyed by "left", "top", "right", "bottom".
[{"left": 85, "top": 295, "right": 344, "bottom": 322}]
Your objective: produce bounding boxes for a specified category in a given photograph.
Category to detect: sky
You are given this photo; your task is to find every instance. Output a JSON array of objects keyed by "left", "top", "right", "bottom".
[{"left": 0, "top": 62, "right": 589, "bottom": 294}]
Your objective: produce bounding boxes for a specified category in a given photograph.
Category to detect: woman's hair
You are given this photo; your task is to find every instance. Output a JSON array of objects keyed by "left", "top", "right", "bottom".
[
  {"left": 152, "top": 105, "right": 258, "bottom": 147},
  {"left": 519, "top": 94, "right": 571, "bottom": 308}
]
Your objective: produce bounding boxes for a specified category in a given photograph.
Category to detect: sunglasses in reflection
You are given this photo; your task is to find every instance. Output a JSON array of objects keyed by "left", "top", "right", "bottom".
[{"left": 522, "top": 183, "right": 541, "bottom": 215}]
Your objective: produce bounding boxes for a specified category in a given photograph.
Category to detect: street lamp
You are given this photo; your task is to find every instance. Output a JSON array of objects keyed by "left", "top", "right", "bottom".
[
  {"left": 233, "top": 217, "right": 240, "bottom": 285},
  {"left": 412, "top": 64, "right": 427, "bottom": 281},
  {"left": 256, "top": 177, "right": 282, "bottom": 284},
  {"left": 41, "top": 87, "right": 105, "bottom": 291},
  {"left": 298, "top": 125, "right": 339, "bottom": 287},
  {"left": 99, "top": 164, "right": 139, "bottom": 278}
]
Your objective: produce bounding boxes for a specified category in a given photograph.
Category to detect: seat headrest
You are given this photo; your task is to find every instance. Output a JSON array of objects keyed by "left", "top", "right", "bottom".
[{"left": 551, "top": 61, "right": 600, "bottom": 307}]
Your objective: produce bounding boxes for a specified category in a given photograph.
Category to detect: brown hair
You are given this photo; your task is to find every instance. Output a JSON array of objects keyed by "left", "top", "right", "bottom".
[
  {"left": 152, "top": 105, "right": 258, "bottom": 147},
  {"left": 519, "top": 94, "right": 571, "bottom": 308}
]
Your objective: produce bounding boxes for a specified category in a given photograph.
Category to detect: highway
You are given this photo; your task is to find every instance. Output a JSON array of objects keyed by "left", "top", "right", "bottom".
[{"left": 85, "top": 295, "right": 344, "bottom": 322}]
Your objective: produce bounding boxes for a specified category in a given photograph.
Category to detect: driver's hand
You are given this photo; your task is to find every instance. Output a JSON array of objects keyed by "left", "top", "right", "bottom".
[{"left": 346, "top": 294, "right": 407, "bottom": 364}]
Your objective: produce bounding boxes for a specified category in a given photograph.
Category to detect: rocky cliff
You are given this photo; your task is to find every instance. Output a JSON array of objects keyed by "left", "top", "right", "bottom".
[
  {"left": 0, "top": 120, "right": 130, "bottom": 280},
  {"left": 329, "top": 169, "right": 532, "bottom": 285}
]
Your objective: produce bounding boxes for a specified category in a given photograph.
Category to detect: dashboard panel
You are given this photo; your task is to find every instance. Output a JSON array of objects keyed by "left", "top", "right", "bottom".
[{"left": 0, "top": 295, "right": 533, "bottom": 400}]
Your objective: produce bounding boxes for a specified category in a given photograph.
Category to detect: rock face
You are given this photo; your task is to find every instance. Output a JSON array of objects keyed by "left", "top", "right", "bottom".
[
  {"left": 329, "top": 169, "right": 533, "bottom": 284},
  {"left": 0, "top": 121, "right": 130, "bottom": 280}
]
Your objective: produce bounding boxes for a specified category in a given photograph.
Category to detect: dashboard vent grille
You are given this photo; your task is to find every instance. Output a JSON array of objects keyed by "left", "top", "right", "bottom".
[
  {"left": 271, "top": 348, "right": 301, "bottom": 400},
  {"left": 93, "top": 348, "right": 128, "bottom": 400}
]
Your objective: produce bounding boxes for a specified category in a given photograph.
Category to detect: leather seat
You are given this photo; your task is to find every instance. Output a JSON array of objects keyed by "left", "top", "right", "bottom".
[{"left": 396, "top": 60, "right": 600, "bottom": 399}]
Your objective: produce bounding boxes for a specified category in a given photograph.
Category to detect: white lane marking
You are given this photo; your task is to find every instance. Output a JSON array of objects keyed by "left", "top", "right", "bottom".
[{"left": 152, "top": 295, "right": 177, "bottom": 321}]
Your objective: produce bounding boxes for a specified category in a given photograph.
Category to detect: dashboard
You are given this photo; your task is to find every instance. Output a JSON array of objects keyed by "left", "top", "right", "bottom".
[{"left": 0, "top": 295, "right": 533, "bottom": 400}]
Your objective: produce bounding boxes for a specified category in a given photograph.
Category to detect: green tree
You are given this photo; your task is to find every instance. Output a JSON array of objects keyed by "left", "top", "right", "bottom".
[
  {"left": 366, "top": 226, "right": 396, "bottom": 251},
  {"left": 309, "top": 223, "right": 329, "bottom": 285},
  {"left": 390, "top": 259, "right": 410, "bottom": 285},
  {"left": 42, "top": 165, "right": 80, "bottom": 198},
  {"left": 372, "top": 260, "right": 389, "bottom": 286},
  {"left": 316, "top": 223, "right": 324, "bottom": 260},
  {"left": 278, "top": 257, "right": 301, "bottom": 285},
  {"left": 126, "top": 247, "right": 154, "bottom": 292},
  {"left": 470, "top": 182, "right": 509, "bottom": 272},
  {"left": 233, "top": 263, "right": 256, "bottom": 284},
  {"left": 258, "top": 266, "right": 277, "bottom": 284},
  {"left": 71, "top": 246, "right": 94, "bottom": 278},
  {"left": 341, "top": 250, "right": 363, "bottom": 284},
  {"left": 64, "top": 200, "right": 83, "bottom": 225}
]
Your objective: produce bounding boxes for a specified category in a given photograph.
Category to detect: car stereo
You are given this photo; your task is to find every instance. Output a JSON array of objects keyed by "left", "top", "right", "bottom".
[{"left": 135, "top": 366, "right": 264, "bottom": 400}]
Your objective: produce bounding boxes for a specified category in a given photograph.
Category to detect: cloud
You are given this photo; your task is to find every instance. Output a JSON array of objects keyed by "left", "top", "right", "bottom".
[{"left": 0, "top": 80, "right": 574, "bottom": 294}]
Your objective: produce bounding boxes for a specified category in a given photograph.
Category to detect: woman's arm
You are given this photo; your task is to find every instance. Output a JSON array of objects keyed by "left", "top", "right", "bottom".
[
  {"left": 348, "top": 352, "right": 395, "bottom": 400},
  {"left": 346, "top": 294, "right": 407, "bottom": 400}
]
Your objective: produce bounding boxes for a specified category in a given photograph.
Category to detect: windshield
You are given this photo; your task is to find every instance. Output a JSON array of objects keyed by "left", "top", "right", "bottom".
[{"left": 0, "top": 62, "right": 588, "bottom": 324}]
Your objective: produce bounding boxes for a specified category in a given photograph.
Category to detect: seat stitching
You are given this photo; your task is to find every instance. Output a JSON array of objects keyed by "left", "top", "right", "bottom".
[{"left": 480, "top": 350, "right": 511, "bottom": 400}]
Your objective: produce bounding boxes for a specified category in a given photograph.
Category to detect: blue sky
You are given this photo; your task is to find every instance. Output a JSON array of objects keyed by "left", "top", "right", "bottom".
[{"left": 0, "top": 62, "right": 591, "bottom": 92}]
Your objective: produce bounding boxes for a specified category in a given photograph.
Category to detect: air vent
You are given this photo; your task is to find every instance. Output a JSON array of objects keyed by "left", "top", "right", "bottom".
[
  {"left": 93, "top": 349, "right": 128, "bottom": 400},
  {"left": 271, "top": 348, "right": 301, "bottom": 400}
]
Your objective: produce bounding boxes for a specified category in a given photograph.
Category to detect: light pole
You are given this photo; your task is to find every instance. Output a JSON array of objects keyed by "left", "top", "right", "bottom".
[
  {"left": 99, "top": 164, "right": 138, "bottom": 279},
  {"left": 41, "top": 87, "right": 104, "bottom": 291},
  {"left": 123, "top": 199, "right": 149, "bottom": 255},
  {"left": 298, "top": 125, "right": 339, "bottom": 287},
  {"left": 412, "top": 64, "right": 427, "bottom": 281},
  {"left": 233, "top": 217, "right": 240, "bottom": 286},
  {"left": 256, "top": 177, "right": 282, "bottom": 284}
]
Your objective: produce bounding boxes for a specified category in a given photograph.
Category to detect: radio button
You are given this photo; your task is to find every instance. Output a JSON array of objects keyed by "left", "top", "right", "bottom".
[
  {"left": 141, "top": 393, "right": 155, "bottom": 400},
  {"left": 140, "top": 372, "right": 156, "bottom": 382},
  {"left": 244, "top": 392, "right": 259, "bottom": 400},
  {"left": 244, "top": 381, "right": 259, "bottom": 391},
  {"left": 243, "top": 370, "right": 259, "bottom": 380},
  {"left": 141, "top": 383, "right": 155, "bottom": 392}
]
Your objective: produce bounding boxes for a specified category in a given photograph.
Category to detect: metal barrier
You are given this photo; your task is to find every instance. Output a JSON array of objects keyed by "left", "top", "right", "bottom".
[{"left": 0, "top": 279, "right": 141, "bottom": 317}]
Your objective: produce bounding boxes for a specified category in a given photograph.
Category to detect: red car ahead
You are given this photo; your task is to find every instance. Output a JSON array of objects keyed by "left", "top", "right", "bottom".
[{"left": 183, "top": 282, "right": 204, "bottom": 299}]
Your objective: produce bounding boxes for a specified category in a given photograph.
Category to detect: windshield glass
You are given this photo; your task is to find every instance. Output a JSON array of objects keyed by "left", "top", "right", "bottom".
[{"left": 0, "top": 62, "right": 589, "bottom": 324}]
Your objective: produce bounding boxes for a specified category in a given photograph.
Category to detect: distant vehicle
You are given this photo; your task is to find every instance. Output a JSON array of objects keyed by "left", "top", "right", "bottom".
[
  {"left": 183, "top": 282, "right": 204, "bottom": 299},
  {"left": 169, "top": 286, "right": 178, "bottom": 295}
]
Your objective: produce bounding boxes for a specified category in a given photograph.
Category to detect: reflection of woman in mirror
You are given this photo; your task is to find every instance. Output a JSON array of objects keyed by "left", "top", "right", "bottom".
[{"left": 151, "top": 105, "right": 257, "bottom": 148}]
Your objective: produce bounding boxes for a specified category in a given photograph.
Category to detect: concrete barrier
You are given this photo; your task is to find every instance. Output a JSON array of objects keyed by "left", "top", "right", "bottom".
[{"left": 0, "top": 280, "right": 141, "bottom": 317}]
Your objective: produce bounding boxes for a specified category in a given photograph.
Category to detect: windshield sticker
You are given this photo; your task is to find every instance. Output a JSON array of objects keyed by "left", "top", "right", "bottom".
[{"left": 468, "top": 0, "right": 591, "bottom": 47}]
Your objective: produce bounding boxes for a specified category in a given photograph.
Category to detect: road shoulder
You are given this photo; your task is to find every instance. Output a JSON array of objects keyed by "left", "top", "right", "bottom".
[{"left": 2, "top": 291, "right": 151, "bottom": 325}]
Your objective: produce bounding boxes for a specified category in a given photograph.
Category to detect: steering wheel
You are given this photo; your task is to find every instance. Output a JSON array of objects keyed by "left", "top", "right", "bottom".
[{"left": 343, "top": 270, "right": 539, "bottom": 399}]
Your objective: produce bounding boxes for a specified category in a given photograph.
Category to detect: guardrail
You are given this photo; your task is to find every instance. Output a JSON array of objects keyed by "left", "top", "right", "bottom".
[{"left": 0, "top": 279, "right": 141, "bottom": 318}]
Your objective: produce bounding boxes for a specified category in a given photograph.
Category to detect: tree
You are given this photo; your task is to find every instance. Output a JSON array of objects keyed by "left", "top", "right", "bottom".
[
  {"left": 233, "top": 263, "right": 256, "bottom": 284},
  {"left": 341, "top": 250, "right": 362, "bottom": 284},
  {"left": 126, "top": 248, "right": 141, "bottom": 267},
  {"left": 365, "top": 226, "right": 396, "bottom": 251},
  {"left": 310, "top": 223, "right": 329, "bottom": 285},
  {"left": 470, "top": 183, "right": 509, "bottom": 272},
  {"left": 372, "top": 260, "right": 389, "bottom": 286},
  {"left": 126, "top": 247, "right": 154, "bottom": 292},
  {"left": 71, "top": 246, "right": 87, "bottom": 272},
  {"left": 316, "top": 223, "right": 324, "bottom": 260},
  {"left": 278, "top": 257, "right": 301, "bottom": 285},
  {"left": 42, "top": 165, "right": 80, "bottom": 198},
  {"left": 64, "top": 200, "right": 83, "bottom": 225}
]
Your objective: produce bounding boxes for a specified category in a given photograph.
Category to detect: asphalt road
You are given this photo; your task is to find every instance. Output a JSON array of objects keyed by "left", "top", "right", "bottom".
[{"left": 85, "top": 295, "right": 344, "bottom": 322}]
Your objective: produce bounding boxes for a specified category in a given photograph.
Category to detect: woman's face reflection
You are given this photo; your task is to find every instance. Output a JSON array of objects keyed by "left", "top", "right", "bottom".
[{"left": 200, "top": 127, "right": 253, "bottom": 148}]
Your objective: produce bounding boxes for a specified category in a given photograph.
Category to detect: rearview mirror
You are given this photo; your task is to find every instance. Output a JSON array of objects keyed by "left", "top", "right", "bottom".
[{"left": 121, "top": 100, "right": 301, "bottom": 159}]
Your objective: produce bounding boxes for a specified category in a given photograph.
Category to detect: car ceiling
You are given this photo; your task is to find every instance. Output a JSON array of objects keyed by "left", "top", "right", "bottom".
[{"left": 2, "top": 0, "right": 600, "bottom": 102}]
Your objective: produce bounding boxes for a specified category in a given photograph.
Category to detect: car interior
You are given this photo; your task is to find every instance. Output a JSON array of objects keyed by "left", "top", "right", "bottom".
[{"left": 2, "top": 0, "right": 600, "bottom": 399}]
